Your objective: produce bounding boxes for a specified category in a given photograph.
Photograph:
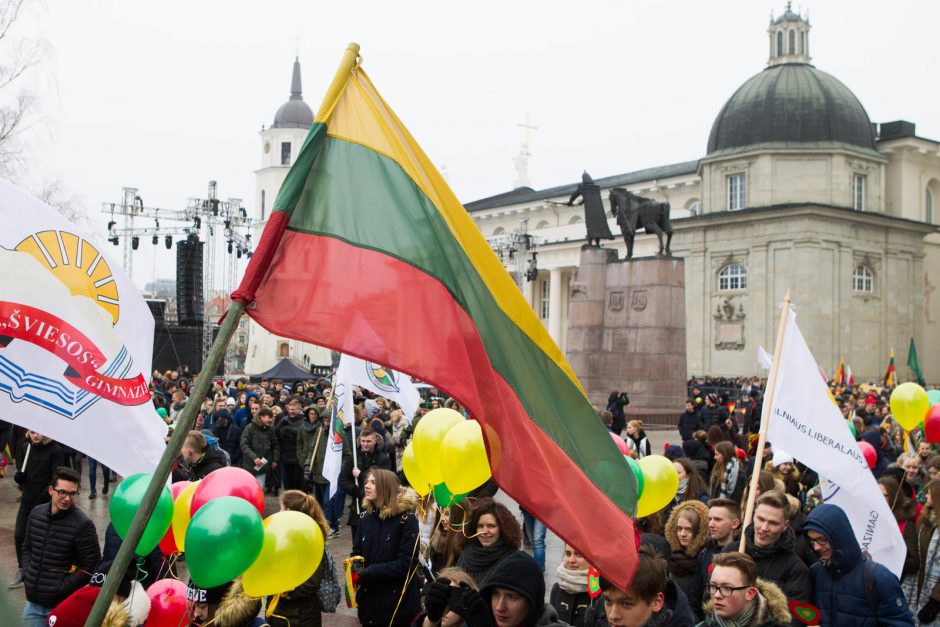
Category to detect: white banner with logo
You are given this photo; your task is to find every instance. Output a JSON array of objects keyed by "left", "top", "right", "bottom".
[
  {"left": 335, "top": 353, "right": 421, "bottom": 420},
  {"left": 767, "top": 309, "right": 905, "bottom": 576},
  {"left": 0, "top": 179, "right": 165, "bottom": 477},
  {"left": 323, "top": 358, "right": 355, "bottom": 497}
]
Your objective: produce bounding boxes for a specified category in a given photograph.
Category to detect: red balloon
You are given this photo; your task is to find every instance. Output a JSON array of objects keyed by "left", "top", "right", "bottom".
[
  {"left": 857, "top": 441, "right": 877, "bottom": 469},
  {"left": 190, "top": 467, "right": 264, "bottom": 517},
  {"left": 925, "top": 405, "right": 940, "bottom": 444},
  {"left": 146, "top": 579, "right": 188, "bottom": 627},
  {"left": 610, "top": 432, "right": 629, "bottom": 455},
  {"left": 158, "top": 481, "right": 192, "bottom": 556}
]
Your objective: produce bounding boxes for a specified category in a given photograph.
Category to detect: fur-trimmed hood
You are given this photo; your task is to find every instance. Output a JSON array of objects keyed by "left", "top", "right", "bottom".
[
  {"left": 212, "top": 579, "right": 263, "bottom": 627},
  {"left": 363, "top": 486, "right": 419, "bottom": 520},
  {"left": 664, "top": 500, "right": 709, "bottom": 556},
  {"left": 702, "top": 578, "right": 790, "bottom": 626}
]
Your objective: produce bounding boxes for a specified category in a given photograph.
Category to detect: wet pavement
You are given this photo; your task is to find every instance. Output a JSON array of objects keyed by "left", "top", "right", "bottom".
[{"left": 0, "top": 428, "right": 679, "bottom": 624}]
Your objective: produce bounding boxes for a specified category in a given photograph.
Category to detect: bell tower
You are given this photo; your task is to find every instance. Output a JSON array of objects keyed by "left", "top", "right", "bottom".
[{"left": 768, "top": 2, "right": 811, "bottom": 66}]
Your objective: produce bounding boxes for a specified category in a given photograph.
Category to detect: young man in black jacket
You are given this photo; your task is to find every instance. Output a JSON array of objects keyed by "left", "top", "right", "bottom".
[{"left": 20, "top": 466, "right": 100, "bottom": 625}]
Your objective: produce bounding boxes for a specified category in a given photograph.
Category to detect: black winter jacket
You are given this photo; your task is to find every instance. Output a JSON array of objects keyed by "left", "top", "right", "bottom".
[
  {"left": 22, "top": 503, "right": 101, "bottom": 608},
  {"left": 240, "top": 417, "right": 280, "bottom": 475},
  {"left": 724, "top": 526, "right": 813, "bottom": 606},
  {"left": 678, "top": 410, "right": 702, "bottom": 442},
  {"left": 583, "top": 578, "right": 695, "bottom": 627},
  {"left": 274, "top": 414, "right": 304, "bottom": 464},
  {"left": 189, "top": 447, "right": 227, "bottom": 481},
  {"left": 352, "top": 490, "right": 422, "bottom": 626},
  {"left": 212, "top": 420, "right": 243, "bottom": 466},
  {"left": 15, "top": 439, "right": 64, "bottom": 505},
  {"left": 700, "top": 404, "right": 729, "bottom": 432},
  {"left": 550, "top": 583, "right": 591, "bottom": 626}
]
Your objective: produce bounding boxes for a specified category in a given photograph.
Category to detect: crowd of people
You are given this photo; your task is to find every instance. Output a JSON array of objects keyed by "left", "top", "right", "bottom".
[{"left": 1, "top": 367, "right": 937, "bottom": 626}]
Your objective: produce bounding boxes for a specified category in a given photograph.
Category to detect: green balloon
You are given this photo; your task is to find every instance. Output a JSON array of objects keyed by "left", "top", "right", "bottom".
[
  {"left": 432, "top": 482, "right": 467, "bottom": 508},
  {"left": 624, "top": 455, "right": 645, "bottom": 498},
  {"left": 185, "top": 496, "right": 264, "bottom": 588},
  {"left": 928, "top": 390, "right": 940, "bottom": 407},
  {"left": 109, "top": 473, "right": 174, "bottom": 557}
]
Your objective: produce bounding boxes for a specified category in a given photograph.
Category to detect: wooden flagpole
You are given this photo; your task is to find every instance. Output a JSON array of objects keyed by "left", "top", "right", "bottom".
[
  {"left": 739, "top": 289, "right": 791, "bottom": 553},
  {"left": 85, "top": 301, "right": 245, "bottom": 627}
]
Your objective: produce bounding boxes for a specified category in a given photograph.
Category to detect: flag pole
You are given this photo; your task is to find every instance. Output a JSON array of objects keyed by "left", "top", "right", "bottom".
[
  {"left": 315, "top": 42, "right": 360, "bottom": 124},
  {"left": 85, "top": 301, "right": 245, "bottom": 627},
  {"left": 739, "top": 289, "right": 791, "bottom": 553}
]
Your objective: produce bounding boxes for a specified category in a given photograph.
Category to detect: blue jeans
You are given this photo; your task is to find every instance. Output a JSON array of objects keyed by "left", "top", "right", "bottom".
[
  {"left": 22, "top": 601, "right": 53, "bottom": 627},
  {"left": 88, "top": 457, "right": 110, "bottom": 492},
  {"left": 320, "top": 485, "right": 345, "bottom": 531},
  {"left": 522, "top": 509, "right": 547, "bottom": 571}
]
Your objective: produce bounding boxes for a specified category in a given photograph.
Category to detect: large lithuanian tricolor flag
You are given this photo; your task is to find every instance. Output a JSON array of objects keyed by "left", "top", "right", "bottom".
[{"left": 232, "top": 44, "right": 639, "bottom": 588}]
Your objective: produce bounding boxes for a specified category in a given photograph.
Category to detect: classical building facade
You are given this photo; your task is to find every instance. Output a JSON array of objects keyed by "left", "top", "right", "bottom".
[
  {"left": 244, "top": 58, "right": 333, "bottom": 375},
  {"left": 465, "top": 8, "right": 940, "bottom": 385}
]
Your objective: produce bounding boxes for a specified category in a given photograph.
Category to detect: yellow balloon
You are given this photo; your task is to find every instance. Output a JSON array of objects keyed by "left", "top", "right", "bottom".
[
  {"left": 891, "top": 382, "right": 930, "bottom": 431},
  {"left": 242, "top": 511, "right": 324, "bottom": 597},
  {"left": 172, "top": 481, "right": 200, "bottom": 552},
  {"left": 635, "top": 455, "right": 679, "bottom": 518},
  {"left": 439, "top": 420, "right": 491, "bottom": 494},
  {"left": 401, "top": 442, "right": 431, "bottom": 496},
  {"left": 413, "top": 408, "right": 464, "bottom": 485}
]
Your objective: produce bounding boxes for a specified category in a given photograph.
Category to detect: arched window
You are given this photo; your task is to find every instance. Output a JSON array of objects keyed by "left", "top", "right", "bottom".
[
  {"left": 261, "top": 189, "right": 266, "bottom": 221},
  {"left": 568, "top": 215, "right": 583, "bottom": 225},
  {"left": 927, "top": 189, "right": 934, "bottom": 224},
  {"left": 492, "top": 226, "right": 505, "bottom": 236},
  {"left": 776, "top": 31, "right": 783, "bottom": 56},
  {"left": 853, "top": 265, "right": 874, "bottom": 293},
  {"left": 800, "top": 31, "right": 806, "bottom": 55},
  {"left": 535, "top": 220, "right": 549, "bottom": 230},
  {"left": 685, "top": 198, "right": 702, "bottom": 216},
  {"left": 278, "top": 342, "right": 289, "bottom": 358},
  {"left": 788, "top": 30, "right": 796, "bottom": 55},
  {"left": 718, "top": 264, "right": 748, "bottom": 291}
]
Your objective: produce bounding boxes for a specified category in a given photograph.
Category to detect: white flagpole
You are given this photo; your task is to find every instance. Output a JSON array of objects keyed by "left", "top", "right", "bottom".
[{"left": 740, "top": 288, "right": 792, "bottom": 552}]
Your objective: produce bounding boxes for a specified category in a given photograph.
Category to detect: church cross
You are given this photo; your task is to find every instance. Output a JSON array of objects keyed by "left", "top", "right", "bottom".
[{"left": 518, "top": 114, "right": 538, "bottom": 147}]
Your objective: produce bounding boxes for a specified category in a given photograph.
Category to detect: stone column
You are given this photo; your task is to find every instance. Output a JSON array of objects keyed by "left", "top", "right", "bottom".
[{"left": 548, "top": 267, "right": 563, "bottom": 344}]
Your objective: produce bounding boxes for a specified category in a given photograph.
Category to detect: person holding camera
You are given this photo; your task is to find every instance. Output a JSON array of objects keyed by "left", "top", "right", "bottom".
[{"left": 416, "top": 567, "right": 490, "bottom": 627}]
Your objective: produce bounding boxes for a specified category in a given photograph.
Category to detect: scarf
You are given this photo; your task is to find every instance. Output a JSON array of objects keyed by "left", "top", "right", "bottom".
[
  {"left": 675, "top": 478, "right": 689, "bottom": 500},
  {"left": 457, "top": 538, "right": 512, "bottom": 580},
  {"left": 670, "top": 551, "right": 698, "bottom": 577},
  {"left": 555, "top": 563, "right": 589, "bottom": 594},
  {"left": 720, "top": 458, "right": 739, "bottom": 498},
  {"left": 707, "top": 595, "right": 759, "bottom": 627}
]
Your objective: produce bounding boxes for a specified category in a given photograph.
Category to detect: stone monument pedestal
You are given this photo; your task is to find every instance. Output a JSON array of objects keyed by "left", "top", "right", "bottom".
[{"left": 566, "top": 246, "right": 687, "bottom": 427}]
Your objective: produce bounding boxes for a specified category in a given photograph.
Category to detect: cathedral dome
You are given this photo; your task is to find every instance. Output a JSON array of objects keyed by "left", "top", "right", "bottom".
[
  {"left": 272, "top": 58, "right": 313, "bottom": 129},
  {"left": 706, "top": 63, "right": 876, "bottom": 154}
]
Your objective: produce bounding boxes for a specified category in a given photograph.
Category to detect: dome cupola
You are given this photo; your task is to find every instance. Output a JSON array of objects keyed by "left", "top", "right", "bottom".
[
  {"left": 768, "top": 1, "right": 811, "bottom": 66},
  {"left": 272, "top": 58, "right": 313, "bottom": 129}
]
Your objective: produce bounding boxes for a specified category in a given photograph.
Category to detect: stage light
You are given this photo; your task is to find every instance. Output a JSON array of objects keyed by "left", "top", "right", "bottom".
[
  {"left": 131, "top": 236, "right": 139, "bottom": 250},
  {"left": 227, "top": 241, "right": 233, "bottom": 254},
  {"left": 152, "top": 234, "right": 159, "bottom": 245},
  {"left": 165, "top": 235, "right": 173, "bottom": 249}
]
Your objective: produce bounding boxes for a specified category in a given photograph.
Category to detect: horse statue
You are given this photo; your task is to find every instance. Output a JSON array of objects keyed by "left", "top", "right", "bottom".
[{"left": 608, "top": 187, "right": 673, "bottom": 260}]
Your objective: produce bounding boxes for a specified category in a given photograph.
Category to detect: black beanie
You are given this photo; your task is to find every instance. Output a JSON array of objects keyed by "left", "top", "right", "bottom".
[
  {"left": 187, "top": 579, "right": 234, "bottom": 606},
  {"left": 478, "top": 551, "right": 544, "bottom": 623},
  {"left": 640, "top": 533, "right": 672, "bottom": 563}
]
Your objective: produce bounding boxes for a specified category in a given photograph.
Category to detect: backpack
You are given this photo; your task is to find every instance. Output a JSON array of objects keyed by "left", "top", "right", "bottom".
[{"left": 318, "top": 547, "right": 342, "bottom": 612}]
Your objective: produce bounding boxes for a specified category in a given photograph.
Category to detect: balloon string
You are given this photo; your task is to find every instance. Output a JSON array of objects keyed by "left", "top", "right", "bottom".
[
  {"left": 387, "top": 527, "right": 423, "bottom": 627},
  {"left": 266, "top": 593, "right": 281, "bottom": 618}
]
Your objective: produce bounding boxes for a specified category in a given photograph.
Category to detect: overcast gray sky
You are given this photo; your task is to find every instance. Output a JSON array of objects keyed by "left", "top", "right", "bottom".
[{"left": 18, "top": 0, "right": 940, "bottom": 284}]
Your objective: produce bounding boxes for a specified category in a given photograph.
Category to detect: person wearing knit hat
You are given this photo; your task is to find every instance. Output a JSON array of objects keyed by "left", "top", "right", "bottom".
[
  {"left": 187, "top": 578, "right": 267, "bottom": 627},
  {"left": 477, "top": 551, "right": 567, "bottom": 627},
  {"left": 46, "top": 560, "right": 150, "bottom": 627}
]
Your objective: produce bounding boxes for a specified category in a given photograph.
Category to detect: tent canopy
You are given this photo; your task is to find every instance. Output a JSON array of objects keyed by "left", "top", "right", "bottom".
[{"left": 248, "top": 358, "right": 314, "bottom": 383}]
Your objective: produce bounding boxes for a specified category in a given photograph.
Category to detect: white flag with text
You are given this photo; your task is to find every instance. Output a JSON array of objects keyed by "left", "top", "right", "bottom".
[
  {"left": 336, "top": 353, "right": 421, "bottom": 420},
  {"left": 767, "top": 309, "right": 905, "bottom": 576},
  {"left": 323, "top": 357, "right": 356, "bottom": 497},
  {"left": 0, "top": 180, "right": 165, "bottom": 477}
]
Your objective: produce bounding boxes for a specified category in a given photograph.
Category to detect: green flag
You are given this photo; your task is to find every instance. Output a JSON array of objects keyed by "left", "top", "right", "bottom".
[{"left": 908, "top": 337, "right": 925, "bottom": 386}]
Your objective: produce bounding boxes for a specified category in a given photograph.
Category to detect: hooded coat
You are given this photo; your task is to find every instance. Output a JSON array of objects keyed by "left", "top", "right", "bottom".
[
  {"left": 859, "top": 430, "right": 889, "bottom": 478},
  {"left": 239, "top": 416, "right": 280, "bottom": 476},
  {"left": 479, "top": 551, "right": 569, "bottom": 627},
  {"left": 352, "top": 488, "right": 422, "bottom": 626},
  {"left": 212, "top": 412, "right": 243, "bottom": 466},
  {"left": 697, "top": 578, "right": 791, "bottom": 627},
  {"left": 209, "top": 579, "right": 267, "bottom": 627},
  {"left": 189, "top": 446, "right": 227, "bottom": 481},
  {"left": 665, "top": 501, "right": 711, "bottom": 596},
  {"left": 803, "top": 504, "right": 914, "bottom": 627},
  {"left": 723, "top": 526, "right": 813, "bottom": 607}
]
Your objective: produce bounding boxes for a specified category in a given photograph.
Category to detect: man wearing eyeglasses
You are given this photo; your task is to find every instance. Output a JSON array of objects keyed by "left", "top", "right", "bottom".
[
  {"left": 699, "top": 552, "right": 791, "bottom": 626},
  {"left": 803, "top": 503, "right": 913, "bottom": 627},
  {"left": 19, "top": 466, "right": 101, "bottom": 627}
]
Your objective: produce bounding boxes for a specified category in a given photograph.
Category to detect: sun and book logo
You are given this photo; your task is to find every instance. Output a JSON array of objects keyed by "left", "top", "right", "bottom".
[{"left": 0, "top": 230, "right": 149, "bottom": 418}]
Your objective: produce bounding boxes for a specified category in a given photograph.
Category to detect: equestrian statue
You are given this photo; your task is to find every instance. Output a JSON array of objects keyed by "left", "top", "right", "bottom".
[{"left": 608, "top": 187, "right": 673, "bottom": 260}]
